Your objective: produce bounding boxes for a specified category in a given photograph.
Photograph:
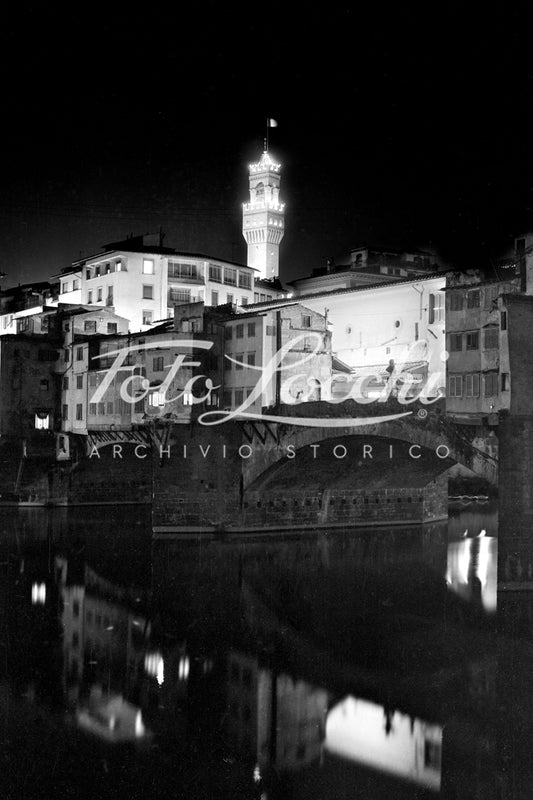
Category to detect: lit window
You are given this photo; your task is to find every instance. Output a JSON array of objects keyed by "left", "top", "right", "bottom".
[
  {"left": 142, "top": 310, "right": 153, "bottom": 325},
  {"left": 143, "top": 259, "right": 155, "bottom": 274},
  {"left": 148, "top": 390, "right": 166, "bottom": 407},
  {"left": 34, "top": 412, "right": 50, "bottom": 429},
  {"left": 183, "top": 392, "right": 194, "bottom": 406}
]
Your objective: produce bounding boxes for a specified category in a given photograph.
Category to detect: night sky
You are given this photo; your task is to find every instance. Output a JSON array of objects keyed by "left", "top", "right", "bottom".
[{"left": 1, "top": 4, "right": 532, "bottom": 286}]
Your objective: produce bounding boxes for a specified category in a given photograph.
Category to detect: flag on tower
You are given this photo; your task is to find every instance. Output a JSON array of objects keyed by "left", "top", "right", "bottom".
[{"left": 267, "top": 118, "right": 278, "bottom": 127}]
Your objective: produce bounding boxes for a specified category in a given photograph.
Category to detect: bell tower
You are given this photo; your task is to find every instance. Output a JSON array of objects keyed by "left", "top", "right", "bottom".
[{"left": 242, "top": 149, "right": 285, "bottom": 279}]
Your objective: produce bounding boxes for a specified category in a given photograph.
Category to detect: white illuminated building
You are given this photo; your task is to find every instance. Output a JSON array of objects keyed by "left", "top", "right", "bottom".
[{"left": 242, "top": 150, "right": 285, "bottom": 280}]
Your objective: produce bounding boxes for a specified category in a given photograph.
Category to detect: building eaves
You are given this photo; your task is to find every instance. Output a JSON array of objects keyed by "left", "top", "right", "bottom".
[{"left": 246, "top": 273, "right": 445, "bottom": 309}]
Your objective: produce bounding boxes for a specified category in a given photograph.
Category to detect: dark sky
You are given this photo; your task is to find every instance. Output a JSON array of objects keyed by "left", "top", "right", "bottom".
[{"left": 1, "top": 3, "right": 533, "bottom": 286}]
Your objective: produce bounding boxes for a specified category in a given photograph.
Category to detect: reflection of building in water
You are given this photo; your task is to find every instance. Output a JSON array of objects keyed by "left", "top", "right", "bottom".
[
  {"left": 226, "top": 650, "right": 329, "bottom": 770},
  {"left": 446, "top": 536, "right": 497, "bottom": 613},
  {"left": 325, "top": 696, "right": 442, "bottom": 791},
  {"left": 55, "top": 556, "right": 150, "bottom": 692}
]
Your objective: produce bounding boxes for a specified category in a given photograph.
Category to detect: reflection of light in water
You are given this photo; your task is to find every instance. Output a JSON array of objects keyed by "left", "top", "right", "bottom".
[
  {"left": 446, "top": 537, "right": 497, "bottom": 612},
  {"left": 31, "top": 582, "right": 46, "bottom": 604},
  {"left": 144, "top": 651, "right": 165, "bottom": 685},
  {"left": 324, "top": 696, "right": 442, "bottom": 791},
  {"left": 135, "top": 710, "right": 145, "bottom": 737}
]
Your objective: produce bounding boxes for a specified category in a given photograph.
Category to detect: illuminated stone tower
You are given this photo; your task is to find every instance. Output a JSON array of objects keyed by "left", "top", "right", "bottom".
[{"left": 242, "top": 149, "right": 285, "bottom": 279}]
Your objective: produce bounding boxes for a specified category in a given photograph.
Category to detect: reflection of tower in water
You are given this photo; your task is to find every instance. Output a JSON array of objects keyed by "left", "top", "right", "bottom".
[{"left": 468, "top": 537, "right": 483, "bottom": 604}]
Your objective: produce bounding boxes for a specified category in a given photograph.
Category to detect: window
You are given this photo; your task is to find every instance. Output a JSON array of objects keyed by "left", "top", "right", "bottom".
[
  {"left": 106, "top": 286, "right": 113, "bottom": 306},
  {"left": 247, "top": 322, "right": 255, "bottom": 337},
  {"left": 236, "top": 324, "right": 244, "bottom": 339},
  {"left": 142, "top": 285, "right": 153, "bottom": 300},
  {"left": 63, "top": 376, "right": 69, "bottom": 390},
  {"left": 97, "top": 402, "right": 105, "bottom": 415},
  {"left": 235, "top": 389, "right": 244, "bottom": 406},
  {"left": 73, "top": 279, "right": 79, "bottom": 291},
  {"left": 209, "top": 264, "right": 222, "bottom": 282},
  {"left": 466, "top": 373, "right": 480, "bottom": 397},
  {"left": 182, "top": 392, "right": 194, "bottom": 406},
  {"left": 62, "top": 282, "right": 69, "bottom": 293},
  {"left": 448, "top": 375, "right": 462, "bottom": 397},
  {"left": 142, "top": 310, "right": 153, "bottom": 325},
  {"left": 62, "top": 404, "right": 68, "bottom": 420},
  {"left": 104, "top": 263, "right": 111, "bottom": 274},
  {"left": 116, "top": 259, "right": 125, "bottom": 271},
  {"left": 449, "top": 292, "right": 463, "bottom": 311},
  {"left": 153, "top": 356, "right": 164, "bottom": 371},
  {"left": 76, "top": 347, "right": 84, "bottom": 361},
  {"left": 168, "top": 261, "right": 200, "bottom": 280},
  {"left": 210, "top": 290, "right": 218, "bottom": 306},
  {"left": 40, "top": 379, "right": 49, "bottom": 391},
  {"left": 225, "top": 327, "right": 232, "bottom": 340},
  {"left": 238, "top": 271, "right": 251, "bottom": 289},
  {"left": 87, "top": 291, "right": 93, "bottom": 304},
  {"left": 224, "top": 355, "right": 232, "bottom": 371},
  {"left": 76, "top": 404, "right": 83, "bottom": 421},
  {"left": 247, "top": 352, "right": 256, "bottom": 366},
  {"left": 107, "top": 322, "right": 117, "bottom": 334},
  {"left": 448, "top": 333, "right": 462, "bottom": 351},
  {"left": 223, "top": 390, "right": 232, "bottom": 408},
  {"left": 95, "top": 266, "right": 101, "bottom": 277},
  {"left": 227, "top": 293, "right": 234, "bottom": 304},
  {"left": 148, "top": 390, "right": 166, "bottom": 407},
  {"left": 467, "top": 290, "right": 480, "bottom": 309},
  {"left": 89, "top": 403, "right": 96, "bottom": 415},
  {"left": 501, "top": 311, "right": 507, "bottom": 331},
  {"left": 168, "top": 288, "right": 191, "bottom": 305},
  {"left": 84, "top": 320, "right": 96, "bottom": 333},
  {"left": 76, "top": 375, "right": 83, "bottom": 389},
  {"left": 106, "top": 401, "right": 113, "bottom": 415},
  {"left": 17, "top": 317, "right": 30, "bottom": 333},
  {"left": 429, "top": 292, "right": 445, "bottom": 323},
  {"left": 302, "top": 315, "right": 311, "bottom": 328},
  {"left": 97, "top": 287, "right": 102, "bottom": 302},
  {"left": 85, "top": 269, "right": 91, "bottom": 281},
  {"left": 235, "top": 353, "right": 243, "bottom": 370},
  {"left": 466, "top": 331, "right": 479, "bottom": 350},
  {"left": 64, "top": 348, "right": 70, "bottom": 362},
  {"left": 241, "top": 297, "right": 248, "bottom": 306},
  {"left": 224, "top": 267, "right": 237, "bottom": 286},
  {"left": 484, "top": 372, "right": 498, "bottom": 397},
  {"left": 484, "top": 285, "right": 499, "bottom": 309},
  {"left": 483, "top": 327, "right": 499, "bottom": 349},
  {"left": 502, "top": 372, "right": 510, "bottom": 391},
  {"left": 266, "top": 325, "right": 275, "bottom": 336},
  {"left": 143, "top": 259, "right": 155, "bottom": 274},
  {"left": 35, "top": 412, "right": 50, "bottom": 430},
  {"left": 254, "top": 293, "right": 259, "bottom": 303}
]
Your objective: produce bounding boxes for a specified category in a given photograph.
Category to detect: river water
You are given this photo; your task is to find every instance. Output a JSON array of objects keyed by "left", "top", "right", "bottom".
[{"left": 0, "top": 502, "right": 528, "bottom": 799}]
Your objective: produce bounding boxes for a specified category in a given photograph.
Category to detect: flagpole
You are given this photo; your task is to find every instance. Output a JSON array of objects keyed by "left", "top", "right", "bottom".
[{"left": 265, "top": 117, "right": 268, "bottom": 152}]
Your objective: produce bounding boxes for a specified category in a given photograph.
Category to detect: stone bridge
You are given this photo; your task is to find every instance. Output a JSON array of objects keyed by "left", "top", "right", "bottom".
[{"left": 239, "top": 398, "right": 498, "bottom": 488}]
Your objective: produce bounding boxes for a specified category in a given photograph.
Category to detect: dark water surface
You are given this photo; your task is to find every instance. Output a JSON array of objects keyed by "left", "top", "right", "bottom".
[{"left": 0, "top": 503, "right": 528, "bottom": 799}]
